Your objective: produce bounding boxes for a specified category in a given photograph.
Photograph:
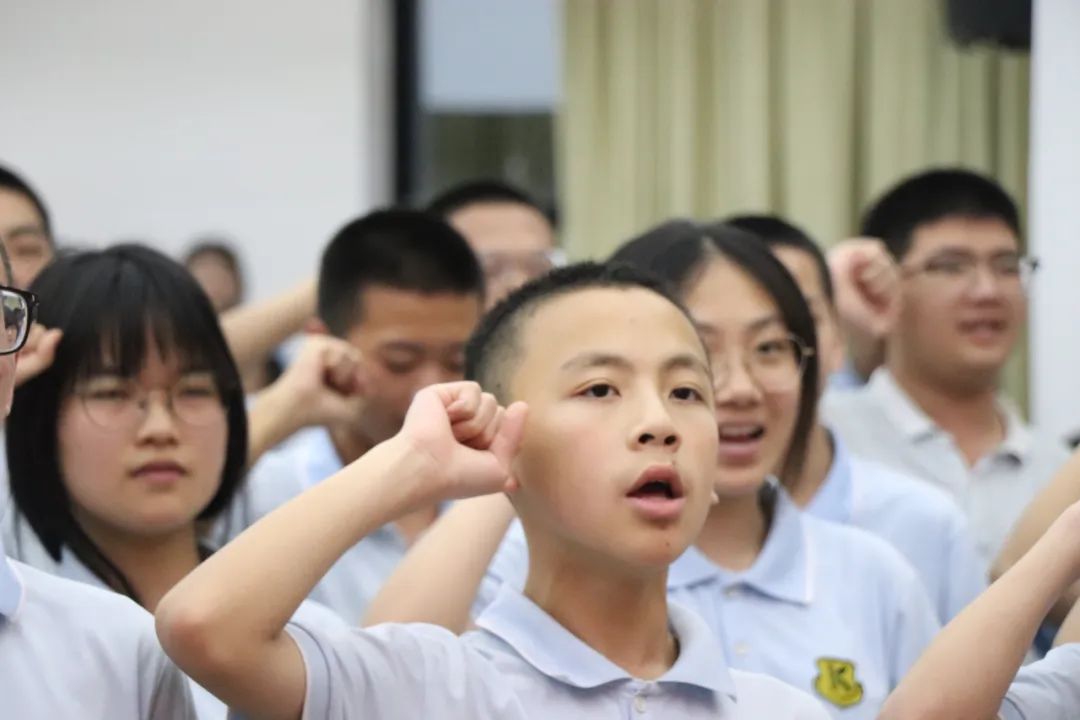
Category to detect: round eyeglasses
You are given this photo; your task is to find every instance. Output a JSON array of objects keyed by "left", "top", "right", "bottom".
[{"left": 711, "top": 334, "right": 814, "bottom": 393}]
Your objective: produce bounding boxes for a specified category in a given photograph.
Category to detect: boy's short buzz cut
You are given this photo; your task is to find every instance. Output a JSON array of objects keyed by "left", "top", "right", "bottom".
[{"left": 464, "top": 261, "right": 698, "bottom": 403}]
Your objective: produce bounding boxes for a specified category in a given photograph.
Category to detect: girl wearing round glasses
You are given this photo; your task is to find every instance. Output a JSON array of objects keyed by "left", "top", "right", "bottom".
[
  {"left": 613, "top": 223, "right": 939, "bottom": 718},
  {"left": 4, "top": 244, "right": 340, "bottom": 718}
]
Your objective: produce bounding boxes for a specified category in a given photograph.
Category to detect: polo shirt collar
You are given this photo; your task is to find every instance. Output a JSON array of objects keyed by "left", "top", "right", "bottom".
[
  {"left": 807, "top": 432, "right": 855, "bottom": 525},
  {"left": 668, "top": 486, "right": 813, "bottom": 605},
  {"left": 868, "top": 368, "right": 1032, "bottom": 462},
  {"left": 475, "top": 584, "right": 735, "bottom": 696}
]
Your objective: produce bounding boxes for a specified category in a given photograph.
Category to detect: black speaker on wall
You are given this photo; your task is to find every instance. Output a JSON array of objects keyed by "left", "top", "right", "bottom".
[{"left": 946, "top": 0, "right": 1032, "bottom": 51}]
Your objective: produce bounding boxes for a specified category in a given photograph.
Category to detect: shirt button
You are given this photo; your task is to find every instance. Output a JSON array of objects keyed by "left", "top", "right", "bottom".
[
  {"left": 634, "top": 694, "right": 647, "bottom": 713},
  {"left": 734, "top": 642, "right": 751, "bottom": 657},
  {"left": 724, "top": 586, "right": 739, "bottom": 598}
]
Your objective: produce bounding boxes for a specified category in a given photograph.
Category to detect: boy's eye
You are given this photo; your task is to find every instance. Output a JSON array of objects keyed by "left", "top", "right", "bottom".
[
  {"left": 581, "top": 383, "right": 617, "bottom": 399},
  {"left": 671, "top": 386, "right": 704, "bottom": 402}
]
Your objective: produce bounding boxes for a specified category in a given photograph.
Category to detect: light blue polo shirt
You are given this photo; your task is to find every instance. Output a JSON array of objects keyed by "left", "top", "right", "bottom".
[
  {"left": 665, "top": 489, "right": 939, "bottom": 719},
  {"left": 223, "top": 427, "right": 422, "bottom": 622},
  {"left": 806, "top": 435, "right": 987, "bottom": 622},
  {"left": 999, "top": 643, "right": 1080, "bottom": 720},
  {"left": 269, "top": 584, "right": 829, "bottom": 719},
  {"left": 479, "top": 488, "right": 938, "bottom": 718},
  {"left": 0, "top": 534, "right": 196, "bottom": 719}
]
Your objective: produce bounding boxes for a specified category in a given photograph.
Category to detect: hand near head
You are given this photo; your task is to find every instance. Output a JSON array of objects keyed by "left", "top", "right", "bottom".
[
  {"left": 828, "top": 237, "right": 901, "bottom": 339},
  {"left": 400, "top": 382, "right": 528, "bottom": 501},
  {"left": 276, "top": 335, "right": 369, "bottom": 429},
  {"left": 15, "top": 323, "right": 62, "bottom": 387}
]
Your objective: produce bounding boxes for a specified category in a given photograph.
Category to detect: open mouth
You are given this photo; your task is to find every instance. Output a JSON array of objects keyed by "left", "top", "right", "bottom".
[
  {"left": 626, "top": 466, "right": 686, "bottom": 521},
  {"left": 718, "top": 424, "right": 765, "bottom": 443}
]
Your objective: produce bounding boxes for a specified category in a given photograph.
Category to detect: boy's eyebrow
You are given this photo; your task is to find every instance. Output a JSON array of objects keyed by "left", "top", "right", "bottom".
[{"left": 559, "top": 352, "right": 710, "bottom": 375}]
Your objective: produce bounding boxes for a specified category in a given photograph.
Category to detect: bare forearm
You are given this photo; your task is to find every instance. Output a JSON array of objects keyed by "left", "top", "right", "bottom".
[
  {"left": 363, "top": 493, "right": 516, "bottom": 631},
  {"left": 156, "top": 437, "right": 433, "bottom": 713},
  {"left": 881, "top": 521, "right": 1080, "bottom": 720},
  {"left": 222, "top": 280, "right": 316, "bottom": 369},
  {"left": 1054, "top": 596, "right": 1080, "bottom": 646},
  {"left": 246, "top": 382, "right": 306, "bottom": 467}
]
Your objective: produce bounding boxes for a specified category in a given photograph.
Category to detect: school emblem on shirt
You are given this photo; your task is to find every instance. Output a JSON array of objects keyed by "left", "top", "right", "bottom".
[{"left": 813, "top": 657, "right": 864, "bottom": 708}]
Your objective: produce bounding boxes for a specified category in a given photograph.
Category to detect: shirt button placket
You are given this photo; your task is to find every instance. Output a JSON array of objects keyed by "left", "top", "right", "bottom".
[{"left": 633, "top": 692, "right": 647, "bottom": 714}]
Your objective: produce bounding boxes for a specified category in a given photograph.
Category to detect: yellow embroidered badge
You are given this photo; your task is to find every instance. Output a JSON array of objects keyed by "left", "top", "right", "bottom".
[{"left": 813, "top": 657, "right": 864, "bottom": 708}]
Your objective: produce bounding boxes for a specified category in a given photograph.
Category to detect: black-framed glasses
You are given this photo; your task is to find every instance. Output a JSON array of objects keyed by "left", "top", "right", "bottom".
[{"left": 0, "top": 285, "right": 38, "bottom": 356}]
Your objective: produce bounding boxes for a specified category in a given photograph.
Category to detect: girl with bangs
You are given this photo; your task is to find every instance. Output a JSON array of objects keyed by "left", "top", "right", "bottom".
[{"left": 4, "top": 243, "right": 341, "bottom": 719}]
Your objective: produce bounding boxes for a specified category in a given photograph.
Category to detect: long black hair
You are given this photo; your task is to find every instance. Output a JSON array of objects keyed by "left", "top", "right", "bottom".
[
  {"left": 610, "top": 220, "right": 819, "bottom": 484},
  {"left": 6, "top": 244, "right": 247, "bottom": 602}
]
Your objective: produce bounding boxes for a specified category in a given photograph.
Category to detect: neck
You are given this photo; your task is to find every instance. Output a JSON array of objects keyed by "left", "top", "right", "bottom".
[
  {"left": 328, "top": 423, "right": 376, "bottom": 466},
  {"left": 787, "top": 422, "right": 835, "bottom": 508},
  {"left": 695, "top": 488, "right": 769, "bottom": 571},
  {"left": 889, "top": 362, "right": 1004, "bottom": 466},
  {"left": 523, "top": 544, "right": 677, "bottom": 680},
  {"left": 79, "top": 521, "right": 202, "bottom": 611}
]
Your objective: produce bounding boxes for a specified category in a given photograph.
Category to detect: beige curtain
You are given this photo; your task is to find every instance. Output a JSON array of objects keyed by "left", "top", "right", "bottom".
[{"left": 558, "top": 0, "right": 1030, "bottom": 406}]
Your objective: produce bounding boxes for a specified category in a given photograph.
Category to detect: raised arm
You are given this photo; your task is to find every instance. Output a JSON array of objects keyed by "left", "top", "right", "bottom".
[
  {"left": 827, "top": 238, "right": 900, "bottom": 383},
  {"left": 245, "top": 335, "right": 367, "bottom": 466},
  {"left": 363, "top": 492, "right": 516, "bottom": 632},
  {"left": 221, "top": 279, "right": 316, "bottom": 371},
  {"left": 994, "top": 449, "right": 1080, "bottom": 625},
  {"left": 156, "top": 382, "right": 526, "bottom": 720},
  {"left": 879, "top": 498, "right": 1080, "bottom": 720}
]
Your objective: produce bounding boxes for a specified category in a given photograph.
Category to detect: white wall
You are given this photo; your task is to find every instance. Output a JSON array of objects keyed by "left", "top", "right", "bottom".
[
  {"left": 0, "top": 0, "right": 391, "bottom": 300},
  {"left": 1029, "top": 0, "right": 1080, "bottom": 438}
]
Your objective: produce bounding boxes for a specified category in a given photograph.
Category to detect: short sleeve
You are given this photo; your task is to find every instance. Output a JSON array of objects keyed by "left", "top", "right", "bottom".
[
  {"left": 999, "top": 644, "right": 1080, "bottom": 720},
  {"left": 285, "top": 620, "right": 522, "bottom": 720}
]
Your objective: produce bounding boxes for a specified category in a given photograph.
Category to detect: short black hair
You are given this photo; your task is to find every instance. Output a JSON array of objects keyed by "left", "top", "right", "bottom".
[
  {"left": 0, "top": 163, "right": 53, "bottom": 241},
  {"left": 317, "top": 208, "right": 485, "bottom": 335},
  {"left": 7, "top": 244, "right": 247, "bottom": 603},
  {"left": 465, "top": 261, "right": 698, "bottom": 402},
  {"left": 427, "top": 178, "right": 555, "bottom": 227},
  {"left": 860, "top": 168, "right": 1022, "bottom": 260},
  {"left": 610, "top": 220, "right": 819, "bottom": 485},
  {"left": 725, "top": 214, "right": 834, "bottom": 303}
]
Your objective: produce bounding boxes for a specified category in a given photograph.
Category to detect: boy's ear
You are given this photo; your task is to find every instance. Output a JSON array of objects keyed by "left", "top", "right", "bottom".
[{"left": 304, "top": 317, "right": 330, "bottom": 335}]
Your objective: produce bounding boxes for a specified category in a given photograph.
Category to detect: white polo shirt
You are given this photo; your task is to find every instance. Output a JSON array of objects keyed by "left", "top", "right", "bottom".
[
  {"left": 806, "top": 435, "right": 987, "bottom": 622},
  {"left": 999, "top": 643, "right": 1080, "bottom": 720},
  {"left": 823, "top": 368, "right": 1069, "bottom": 565},
  {"left": 261, "top": 584, "right": 829, "bottom": 719},
  {"left": 0, "top": 535, "right": 195, "bottom": 719}
]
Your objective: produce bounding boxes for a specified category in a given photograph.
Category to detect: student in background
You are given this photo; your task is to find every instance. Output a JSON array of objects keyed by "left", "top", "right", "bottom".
[
  {"left": 4, "top": 244, "right": 345, "bottom": 719},
  {"left": 368, "top": 223, "right": 938, "bottom": 718},
  {"left": 183, "top": 238, "right": 282, "bottom": 394},
  {"left": 183, "top": 239, "right": 245, "bottom": 315},
  {"left": 156, "top": 262, "right": 829, "bottom": 719},
  {"left": 822, "top": 168, "right": 1069, "bottom": 568},
  {"left": 229, "top": 209, "right": 486, "bottom": 622},
  {"left": 726, "top": 213, "right": 985, "bottom": 622},
  {"left": 0, "top": 163, "right": 55, "bottom": 291},
  {"left": 429, "top": 179, "right": 561, "bottom": 307},
  {"left": 0, "top": 242, "right": 196, "bottom": 719}
]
